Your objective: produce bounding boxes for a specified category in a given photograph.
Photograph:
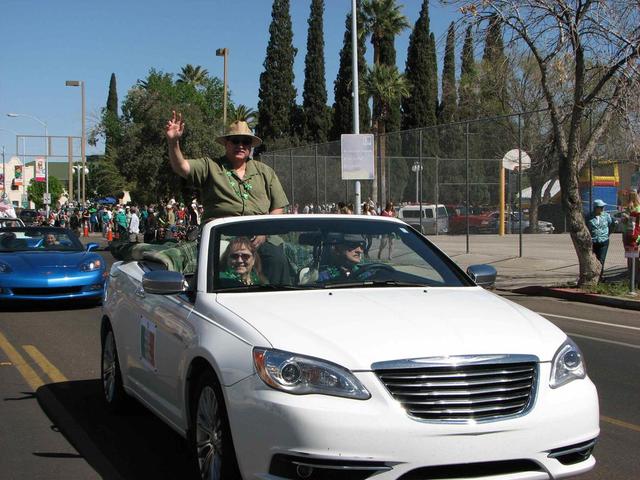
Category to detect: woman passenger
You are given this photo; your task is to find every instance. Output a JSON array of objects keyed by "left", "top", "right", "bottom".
[{"left": 219, "top": 237, "right": 266, "bottom": 286}]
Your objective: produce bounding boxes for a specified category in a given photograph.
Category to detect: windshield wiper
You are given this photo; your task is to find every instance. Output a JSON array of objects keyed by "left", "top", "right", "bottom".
[{"left": 320, "top": 280, "right": 430, "bottom": 289}]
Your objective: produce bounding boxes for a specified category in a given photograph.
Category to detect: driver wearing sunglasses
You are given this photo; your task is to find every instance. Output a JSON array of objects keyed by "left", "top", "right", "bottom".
[
  {"left": 165, "top": 112, "right": 288, "bottom": 222},
  {"left": 317, "top": 234, "right": 370, "bottom": 282}
]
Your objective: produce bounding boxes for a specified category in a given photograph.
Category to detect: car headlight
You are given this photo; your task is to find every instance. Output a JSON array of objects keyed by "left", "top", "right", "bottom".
[
  {"left": 253, "top": 348, "right": 370, "bottom": 400},
  {"left": 550, "top": 338, "right": 586, "bottom": 388},
  {"left": 0, "top": 262, "right": 12, "bottom": 273},
  {"left": 80, "top": 259, "right": 102, "bottom": 272}
]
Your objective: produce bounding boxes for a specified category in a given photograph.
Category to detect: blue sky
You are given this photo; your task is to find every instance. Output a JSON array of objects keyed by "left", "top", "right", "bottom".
[{"left": 1, "top": 0, "right": 459, "bottom": 159}]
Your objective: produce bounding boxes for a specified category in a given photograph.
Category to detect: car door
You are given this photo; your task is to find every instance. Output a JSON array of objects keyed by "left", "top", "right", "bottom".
[{"left": 135, "top": 284, "right": 196, "bottom": 427}]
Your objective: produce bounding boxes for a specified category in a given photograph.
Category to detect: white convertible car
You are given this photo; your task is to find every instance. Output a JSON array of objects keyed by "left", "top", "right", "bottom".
[{"left": 101, "top": 214, "right": 599, "bottom": 480}]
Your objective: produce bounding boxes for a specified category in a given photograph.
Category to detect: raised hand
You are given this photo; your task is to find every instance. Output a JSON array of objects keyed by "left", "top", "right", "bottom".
[{"left": 165, "top": 111, "right": 185, "bottom": 142}]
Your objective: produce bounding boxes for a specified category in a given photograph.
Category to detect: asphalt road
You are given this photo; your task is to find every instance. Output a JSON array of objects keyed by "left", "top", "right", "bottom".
[{"left": 0, "top": 255, "right": 638, "bottom": 479}]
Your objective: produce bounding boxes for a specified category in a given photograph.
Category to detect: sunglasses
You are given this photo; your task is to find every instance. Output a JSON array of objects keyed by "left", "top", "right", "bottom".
[
  {"left": 230, "top": 253, "right": 253, "bottom": 261},
  {"left": 228, "top": 136, "right": 253, "bottom": 147},
  {"left": 345, "top": 242, "right": 365, "bottom": 250}
]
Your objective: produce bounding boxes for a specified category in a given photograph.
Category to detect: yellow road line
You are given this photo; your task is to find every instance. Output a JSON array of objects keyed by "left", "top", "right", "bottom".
[
  {"left": 23, "top": 345, "right": 68, "bottom": 383},
  {"left": 601, "top": 415, "right": 640, "bottom": 433},
  {"left": 0, "top": 331, "right": 44, "bottom": 391}
]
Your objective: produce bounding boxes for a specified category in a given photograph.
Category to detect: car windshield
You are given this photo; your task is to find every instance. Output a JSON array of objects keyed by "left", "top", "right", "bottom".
[
  {"left": 210, "top": 218, "right": 472, "bottom": 292},
  {"left": 0, "top": 228, "right": 84, "bottom": 252}
]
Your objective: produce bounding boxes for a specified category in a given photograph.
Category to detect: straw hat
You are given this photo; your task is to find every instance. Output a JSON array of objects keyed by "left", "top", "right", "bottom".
[{"left": 215, "top": 121, "right": 262, "bottom": 147}]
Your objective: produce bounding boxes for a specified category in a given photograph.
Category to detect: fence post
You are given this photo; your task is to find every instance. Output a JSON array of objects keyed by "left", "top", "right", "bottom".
[
  {"left": 419, "top": 130, "right": 423, "bottom": 234},
  {"left": 465, "top": 121, "right": 470, "bottom": 254},
  {"left": 518, "top": 114, "right": 523, "bottom": 258},
  {"left": 315, "top": 145, "right": 319, "bottom": 213},
  {"left": 290, "top": 150, "right": 294, "bottom": 206}
]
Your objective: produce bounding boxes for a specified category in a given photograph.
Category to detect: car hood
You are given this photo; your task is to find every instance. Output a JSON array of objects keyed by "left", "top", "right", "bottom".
[
  {"left": 215, "top": 287, "right": 566, "bottom": 370},
  {"left": 0, "top": 251, "right": 96, "bottom": 270}
]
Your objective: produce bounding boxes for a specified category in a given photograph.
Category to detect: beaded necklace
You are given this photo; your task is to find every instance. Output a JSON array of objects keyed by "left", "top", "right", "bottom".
[{"left": 223, "top": 163, "right": 253, "bottom": 200}]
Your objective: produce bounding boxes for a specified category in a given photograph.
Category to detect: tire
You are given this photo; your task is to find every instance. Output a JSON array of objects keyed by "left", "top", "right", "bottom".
[
  {"left": 101, "top": 325, "right": 129, "bottom": 412},
  {"left": 190, "top": 370, "right": 241, "bottom": 480}
]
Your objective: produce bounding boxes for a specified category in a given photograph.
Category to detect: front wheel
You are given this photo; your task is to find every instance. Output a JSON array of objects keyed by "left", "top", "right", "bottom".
[
  {"left": 190, "top": 371, "right": 241, "bottom": 480},
  {"left": 101, "top": 326, "right": 129, "bottom": 412}
]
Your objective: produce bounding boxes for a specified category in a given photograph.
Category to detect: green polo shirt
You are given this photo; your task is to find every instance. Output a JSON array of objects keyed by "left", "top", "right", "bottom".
[{"left": 186, "top": 156, "right": 289, "bottom": 221}]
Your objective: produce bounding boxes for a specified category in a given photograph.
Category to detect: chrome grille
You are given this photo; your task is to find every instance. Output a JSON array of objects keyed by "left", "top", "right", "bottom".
[{"left": 376, "top": 362, "right": 537, "bottom": 422}]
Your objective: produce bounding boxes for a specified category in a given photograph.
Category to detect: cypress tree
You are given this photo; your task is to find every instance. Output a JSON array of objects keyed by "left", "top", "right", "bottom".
[
  {"left": 302, "top": 0, "right": 329, "bottom": 144},
  {"left": 439, "top": 23, "right": 457, "bottom": 125},
  {"left": 104, "top": 73, "right": 118, "bottom": 156},
  {"left": 458, "top": 26, "right": 478, "bottom": 121},
  {"left": 331, "top": 4, "right": 370, "bottom": 140},
  {"left": 402, "top": 0, "right": 436, "bottom": 130},
  {"left": 257, "top": 0, "right": 297, "bottom": 149}
]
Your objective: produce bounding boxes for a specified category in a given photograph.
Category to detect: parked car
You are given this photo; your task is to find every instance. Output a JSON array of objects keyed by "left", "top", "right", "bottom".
[
  {"left": 102, "top": 214, "right": 598, "bottom": 480},
  {"left": 0, "top": 226, "right": 106, "bottom": 303},
  {"left": 397, "top": 204, "right": 449, "bottom": 234},
  {"left": 0, "top": 217, "right": 25, "bottom": 228},
  {"left": 18, "top": 208, "right": 39, "bottom": 225},
  {"left": 488, "top": 211, "right": 555, "bottom": 234},
  {"left": 447, "top": 206, "right": 495, "bottom": 234}
]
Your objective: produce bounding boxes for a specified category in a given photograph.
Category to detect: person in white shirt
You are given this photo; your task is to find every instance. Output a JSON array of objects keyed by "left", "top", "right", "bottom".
[{"left": 129, "top": 207, "right": 140, "bottom": 243}]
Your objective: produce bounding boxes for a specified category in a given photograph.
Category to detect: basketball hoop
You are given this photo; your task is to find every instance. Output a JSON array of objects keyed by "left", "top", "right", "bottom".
[{"left": 502, "top": 149, "right": 531, "bottom": 171}]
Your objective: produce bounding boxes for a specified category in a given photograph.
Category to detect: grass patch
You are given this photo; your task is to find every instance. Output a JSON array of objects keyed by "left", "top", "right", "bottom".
[{"left": 587, "top": 281, "right": 636, "bottom": 297}]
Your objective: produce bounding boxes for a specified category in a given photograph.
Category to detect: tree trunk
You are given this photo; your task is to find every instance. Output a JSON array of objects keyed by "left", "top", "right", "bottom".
[{"left": 558, "top": 152, "right": 601, "bottom": 287}]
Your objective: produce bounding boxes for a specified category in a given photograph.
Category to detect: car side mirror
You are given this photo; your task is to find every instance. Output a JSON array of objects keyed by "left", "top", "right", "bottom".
[
  {"left": 142, "top": 270, "right": 188, "bottom": 295},
  {"left": 86, "top": 242, "right": 99, "bottom": 252},
  {"left": 467, "top": 264, "right": 497, "bottom": 288}
]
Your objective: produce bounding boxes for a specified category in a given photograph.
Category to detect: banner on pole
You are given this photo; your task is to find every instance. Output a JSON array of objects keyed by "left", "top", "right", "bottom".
[
  {"left": 14, "top": 165, "right": 23, "bottom": 186},
  {"left": 35, "top": 157, "right": 45, "bottom": 182},
  {"left": 341, "top": 134, "right": 374, "bottom": 180}
]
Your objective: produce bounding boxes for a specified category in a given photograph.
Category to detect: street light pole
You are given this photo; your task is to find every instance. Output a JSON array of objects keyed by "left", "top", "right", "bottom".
[
  {"left": 215, "top": 48, "right": 228, "bottom": 130},
  {"left": 7, "top": 113, "right": 48, "bottom": 215},
  {"left": 65, "top": 80, "right": 86, "bottom": 206}
]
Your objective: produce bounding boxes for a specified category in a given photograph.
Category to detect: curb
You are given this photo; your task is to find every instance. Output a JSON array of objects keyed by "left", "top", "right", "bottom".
[{"left": 510, "top": 285, "right": 640, "bottom": 311}]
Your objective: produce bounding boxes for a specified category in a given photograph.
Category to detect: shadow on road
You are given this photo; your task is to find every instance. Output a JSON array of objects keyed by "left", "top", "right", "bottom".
[
  {"left": 0, "top": 300, "right": 101, "bottom": 313},
  {"left": 36, "top": 379, "right": 197, "bottom": 480}
]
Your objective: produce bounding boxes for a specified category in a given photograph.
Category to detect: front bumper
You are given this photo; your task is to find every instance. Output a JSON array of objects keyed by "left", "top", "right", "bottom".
[
  {"left": 0, "top": 271, "right": 106, "bottom": 301},
  {"left": 225, "top": 364, "right": 599, "bottom": 479}
]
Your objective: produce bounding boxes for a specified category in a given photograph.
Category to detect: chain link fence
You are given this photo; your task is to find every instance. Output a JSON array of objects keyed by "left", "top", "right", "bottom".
[{"left": 260, "top": 110, "right": 630, "bottom": 256}]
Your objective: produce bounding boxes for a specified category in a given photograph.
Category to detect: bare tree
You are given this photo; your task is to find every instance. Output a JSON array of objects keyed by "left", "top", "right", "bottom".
[{"left": 451, "top": 0, "right": 640, "bottom": 286}]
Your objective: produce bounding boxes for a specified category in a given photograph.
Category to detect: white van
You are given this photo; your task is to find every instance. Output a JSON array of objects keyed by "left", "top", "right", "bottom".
[{"left": 398, "top": 204, "right": 449, "bottom": 234}]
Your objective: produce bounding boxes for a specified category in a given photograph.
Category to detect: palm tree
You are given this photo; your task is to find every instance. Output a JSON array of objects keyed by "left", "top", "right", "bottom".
[
  {"left": 361, "top": 0, "right": 409, "bottom": 66},
  {"left": 177, "top": 64, "right": 209, "bottom": 87},
  {"left": 361, "top": 0, "right": 409, "bottom": 204},
  {"left": 231, "top": 104, "right": 257, "bottom": 128},
  {"left": 363, "top": 64, "right": 410, "bottom": 206}
]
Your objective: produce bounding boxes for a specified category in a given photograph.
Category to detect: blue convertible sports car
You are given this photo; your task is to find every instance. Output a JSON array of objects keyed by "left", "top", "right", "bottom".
[{"left": 0, "top": 227, "right": 106, "bottom": 303}]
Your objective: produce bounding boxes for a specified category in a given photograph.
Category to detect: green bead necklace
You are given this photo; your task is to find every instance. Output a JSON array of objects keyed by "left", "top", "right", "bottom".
[{"left": 224, "top": 166, "right": 253, "bottom": 200}]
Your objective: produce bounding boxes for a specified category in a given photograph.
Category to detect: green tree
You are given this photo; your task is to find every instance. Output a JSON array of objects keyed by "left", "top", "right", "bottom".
[
  {"left": 439, "top": 24, "right": 457, "bottom": 125},
  {"left": 230, "top": 104, "right": 257, "bottom": 128},
  {"left": 257, "top": 0, "right": 298, "bottom": 149},
  {"left": 331, "top": 3, "right": 370, "bottom": 139},
  {"left": 363, "top": 64, "right": 410, "bottom": 207},
  {"left": 177, "top": 64, "right": 210, "bottom": 88},
  {"left": 458, "top": 26, "right": 479, "bottom": 122},
  {"left": 101, "top": 69, "right": 224, "bottom": 204},
  {"left": 362, "top": 0, "right": 409, "bottom": 204},
  {"left": 27, "top": 177, "right": 64, "bottom": 209},
  {"left": 104, "top": 73, "right": 119, "bottom": 156},
  {"left": 302, "top": 0, "right": 329, "bottom": 144},
  {"left": 402, "top": 0, "right": 436, "bottom": 130}
]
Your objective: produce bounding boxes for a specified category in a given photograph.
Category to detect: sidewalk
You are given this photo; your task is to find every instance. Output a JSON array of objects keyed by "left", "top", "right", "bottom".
[{"left": 427, "top": 232, "right": 640, "bottom": 311}]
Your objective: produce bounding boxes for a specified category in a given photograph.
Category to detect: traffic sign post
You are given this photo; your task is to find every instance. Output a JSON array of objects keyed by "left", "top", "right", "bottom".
[
  {"left": 341, "top": 134, "right": 374, "bottom": 215},
  {"left": 43, "top": 193, "right": 51, "bottom": 205}
]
